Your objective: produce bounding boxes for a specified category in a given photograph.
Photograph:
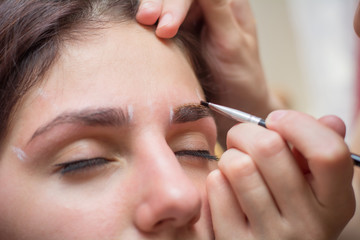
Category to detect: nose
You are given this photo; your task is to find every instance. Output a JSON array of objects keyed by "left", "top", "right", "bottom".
[{"left": 134, "top": 143, "right": 202, "bottom": 233}]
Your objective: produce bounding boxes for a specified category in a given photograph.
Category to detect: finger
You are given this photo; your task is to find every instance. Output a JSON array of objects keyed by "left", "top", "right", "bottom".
[
  {"left": 207, "top": 169, "right": 249, "bottom": 239},
  {"left": 226, "top": 123, "right": 314, "bottom": 217},
  {"left": 155, "top": 0, "right": 193, "bottom": 38},
  {"left": 136, "top": 0, "right": 163, "bottom": 25},
  {"left": 290, "top": 115, "right": 346, "bottom": 175},
  {"left": 197, "top": 0, "right": 241, "bottom": 39},
  {"left": 266, "top": 110, "right": 354, "bottom": 207},
  {"left": 218, "top": 148, "right": 281, "bottom": 233},
  {"left": 318, "top": 115, "right": 346, "bottom": 138},
  {"left": 231, "top": 0, "right": 257, "bottom": 36}
]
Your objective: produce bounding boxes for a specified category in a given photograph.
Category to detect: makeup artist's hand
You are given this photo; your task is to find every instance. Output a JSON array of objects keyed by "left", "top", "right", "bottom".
[
  {"left": 136, "top": 0, "right": 194, "bottom": 38},
  {"left": 207, "top": 110, "right": 355, "bottom": 239},
  {"left": 195, "top": 0, "right": 281, "bottom": 148}
]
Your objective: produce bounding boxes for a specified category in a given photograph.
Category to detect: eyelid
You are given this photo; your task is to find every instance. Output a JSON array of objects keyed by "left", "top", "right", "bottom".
[
  {"left": 175, "top": 150, "right": 219, "bottom": 161},
  {"left": 55, "top": 158, "right": 111, "bottom": 175}
]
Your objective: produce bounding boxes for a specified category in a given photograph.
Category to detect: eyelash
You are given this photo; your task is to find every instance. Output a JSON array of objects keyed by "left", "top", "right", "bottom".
[
  {"left": 175, "top": 150, "right": 219, "bottom": 161},
  {"left": 56, "top": 158, "right": 111, "bottom": 175},
  {"left": 56, "top": 150, "right": 218, "bottom": 175}
]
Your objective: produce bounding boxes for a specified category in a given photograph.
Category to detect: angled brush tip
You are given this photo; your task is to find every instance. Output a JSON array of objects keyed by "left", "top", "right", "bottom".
[{"left": 200, "top": 101, "right": 209, "bottom": 108}]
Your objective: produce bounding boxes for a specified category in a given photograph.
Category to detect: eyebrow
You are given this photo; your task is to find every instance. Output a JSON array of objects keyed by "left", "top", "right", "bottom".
[
  {"left": 27, "top": 104, "right": 212, "bottom": 144},
  {"left": 29, "top": 107, "right": 130, "bottom": 143},
  {"left": 172, "top": 104, "right": 213, "bottom": 124}
]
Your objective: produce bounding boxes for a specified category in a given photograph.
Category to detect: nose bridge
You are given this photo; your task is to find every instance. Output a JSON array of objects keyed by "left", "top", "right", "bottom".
[{"left": 133, "top": 134, "right": 202, "bottom": 233}]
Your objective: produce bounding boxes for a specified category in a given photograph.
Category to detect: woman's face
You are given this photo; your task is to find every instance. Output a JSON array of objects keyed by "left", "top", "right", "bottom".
[{"left": 0, "top": 23, "right": 218, "bottom": 239}]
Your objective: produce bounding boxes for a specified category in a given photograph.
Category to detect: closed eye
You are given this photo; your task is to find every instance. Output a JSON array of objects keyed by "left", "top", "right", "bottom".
[
  {"left": 175, "top": 150, "right": 218, "bottom": 161},
  {"left": 55, "top": 158, "right": 111, "bottom": 175},
  {"left": 55, "top": 150, "right": 217, "bottom": 175}
]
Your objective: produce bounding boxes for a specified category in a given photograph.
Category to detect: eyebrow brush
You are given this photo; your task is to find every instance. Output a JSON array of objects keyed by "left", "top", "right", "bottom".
[{"left": 200, "top": 101, "right": 360, "bottom": 167}]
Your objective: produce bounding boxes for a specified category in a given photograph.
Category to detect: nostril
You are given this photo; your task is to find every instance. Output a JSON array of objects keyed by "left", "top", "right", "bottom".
[
  {"left": 189, "top": 212, "right": 201, "bottom": 225},
  {"left": 153, "top": 212, "right": 199, "bottom": 230},
  {"left": 154, "top": 218, "right": 175, "bottom": 229}
]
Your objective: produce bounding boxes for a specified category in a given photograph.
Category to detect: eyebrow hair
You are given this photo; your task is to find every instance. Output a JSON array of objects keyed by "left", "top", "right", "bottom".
[
  {"left": 29, "top": 107, "right": 130, "bottom": 142},
  {"left": 173, "top": 104, "right": 213, "bottom": 123}
]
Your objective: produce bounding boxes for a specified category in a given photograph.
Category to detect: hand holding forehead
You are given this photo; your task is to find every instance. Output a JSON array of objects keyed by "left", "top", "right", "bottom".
[
  {"left": 197, "top": 0, "right": 256, "bottom": 38},
  {"left": 136, "top": 0, "right": 194, "bottom": 38},
  {"left": 136, "top": 0, "right": 257, "bottom": 39}
]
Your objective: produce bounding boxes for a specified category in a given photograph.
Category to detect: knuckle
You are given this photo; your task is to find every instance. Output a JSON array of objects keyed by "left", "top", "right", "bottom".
[
  {"left": 219, "top": 149, "right": 256, "bottom": 178},
  {"left": 344, "top": 197, "right": 356, "bottom": 222},
  {"left": 210, "top": 34, "right": 245, "bottom": 58},
  {"left": 339, "top": 195, "right": 356, "bottom": 226},
  {"left": 254, "top": 131, "right": 285, "bottom": 158},
  {"left": 312, "top": 140, "right": 350, "bottom": 166},
  {"left": 272, "top": 110, "right": 303, "bottom": 127},
  {"left": 279, "top": 218, "right": 324, "bottom": 240},
  {"left": 226, "top": 124, "right": 247, "bottom": 145},
  {"left": 226, "top": 125, "right": 241, "bottom": 141}
]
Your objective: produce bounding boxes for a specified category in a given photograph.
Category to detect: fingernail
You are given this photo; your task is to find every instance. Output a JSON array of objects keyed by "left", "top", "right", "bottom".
[
  {"left": 158, "top": 13, "right": 173, "bottom": 28},
  {"left": 267, "top": 110, "right": 287, "bottom": 122}
]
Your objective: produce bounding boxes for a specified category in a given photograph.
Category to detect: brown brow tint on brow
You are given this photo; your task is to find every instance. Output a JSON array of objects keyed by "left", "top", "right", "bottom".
[
  {"left": 172, "top": 104, "right": 213, "bottom": 124},
  {"left": 28, "top": 107, "right": 131, "bottom": 144}
]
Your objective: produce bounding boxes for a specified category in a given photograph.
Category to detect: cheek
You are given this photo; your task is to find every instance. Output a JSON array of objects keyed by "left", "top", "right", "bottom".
[
  {"left": 0, "top": 166, "right": 136, "bottom": 239},
  {"left": 37, "top": 179, "right": 135, "bottom": 238},
  {"left": 32, "top": 200, "right": 127, "bottom": 239}
]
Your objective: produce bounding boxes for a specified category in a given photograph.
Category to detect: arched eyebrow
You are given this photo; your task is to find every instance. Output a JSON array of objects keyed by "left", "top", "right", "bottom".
[
  {"left": 28, "top": 107, "right": 130, "bottom": 143},
  {"left": 172, "top": 104, "right": 213, "bottom": 123}
]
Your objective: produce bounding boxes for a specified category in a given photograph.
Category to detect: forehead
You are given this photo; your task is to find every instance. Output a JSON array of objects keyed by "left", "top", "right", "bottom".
[{"left": 41, "top": 22, "right": 201, "bottom": 103}]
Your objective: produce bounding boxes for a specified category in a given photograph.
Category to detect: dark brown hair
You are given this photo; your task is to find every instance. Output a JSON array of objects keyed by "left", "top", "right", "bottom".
[{"left": 0, "top": 0, "right": 212, "bottom": 146}]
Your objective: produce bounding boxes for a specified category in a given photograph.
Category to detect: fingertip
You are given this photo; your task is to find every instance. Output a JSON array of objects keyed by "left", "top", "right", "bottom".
[
  {"left": 156, "top": 26, "right": 178, "bottom": 39},
  {"left": 207, "top": 169, "right": 224, "bottom": 187},
  {"left": 156, "top": 13, "right": 179, "bottom": 38},
  {"left": 154, "top": 0, "right": 193, "bottom": 38},
  {"left": 207, "top": 169, "right": 233, "bottom": 196},
  {"left": 206, "top": 168, "right": 248, "bottom": 234},
  {"left": 265, "top": 110, "right": 287, "bottom": 127},
  {"left": 136, "top": 1, "right": 161, "bottom": 25}
]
